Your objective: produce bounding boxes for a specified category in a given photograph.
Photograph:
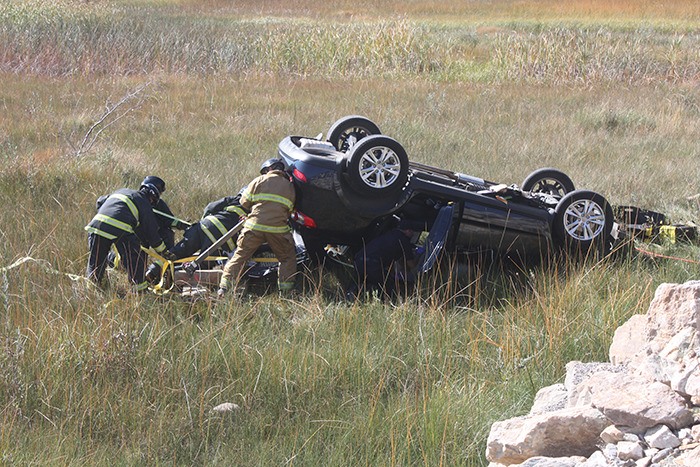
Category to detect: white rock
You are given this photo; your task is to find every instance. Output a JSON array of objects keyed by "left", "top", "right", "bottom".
[
  {"left": 511, "top": 456, "right": 586, "bottom": 466},
  {"left": 651, "top": 447, "right": 673, "bottom": 463},
  {"left": 617, "top": 440, "right": 644, "bottom": 461},
  {"left": 566, "top": 362, "right": 629, "bottom": 408},
  {"left": 645, "top": 424, "right": 681, "bottom": 449},
  {"left": 575, "top": 372, "right": 693, "bottom": 430},
  {"left": 211, "top": 402, "right": 240, "bottom": 413},
  {"left": 530, "top": 384, "right": 568, "bottom": 415},
  {"left": 644, "top": 281, "right": 700, "bottom": 355},
  {"left": 635, "top": 353, "right": 677, "bottom": 386},
  {"left": 486, "top": 281, "right": 700, "bottom": 467},
  {"left": 660, "top": 327, "right": 698, "bottom": 362},
  {"left": 485, "top": 406, "right": 610, "bottom": 465},
  {"left": 600, "top": 425, "right": 625, "bottom": 444},
  {"left": 674, "top": 444, "right": 700, "bottom": 466},
  {"left": 638, "top": 327, "right": 700, "bottom": 394},
  {"left": 582, "top": 450, "right": 608, "bottom": 466},
  {"left": 682, "top": 366, "right": 700, "bottom": 398},
  {"left": 691, "top": 424, "right": 700, "bottom": 442},
  {"left": 564, "top": 361, "right": 628, "bottom": 393},
  {"left": 678, "top": 427, "right": 693, "bottom": 442},
  {"left": 601, "top": 443, "right": 617, "bottom": 461},
  {"left": 609, "top": 314, "right": 647, "bottom": 365},
  {"left": 671, "top": 354, "right": 700, "bottom": 397}
]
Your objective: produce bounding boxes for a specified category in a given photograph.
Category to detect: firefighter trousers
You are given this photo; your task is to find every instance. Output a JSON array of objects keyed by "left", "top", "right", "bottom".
[
  {"left": 221, "top": 228, "right": 296, "bottom": 292},
  {"left": 87, "top": 233, "right": 148, "bottom": 291}
]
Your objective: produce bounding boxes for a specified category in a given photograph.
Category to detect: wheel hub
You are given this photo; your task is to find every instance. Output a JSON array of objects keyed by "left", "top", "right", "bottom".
[
  {"left": 359, "top": 146, "right": 402, "bottom": 189},
  {"left": 563, "top": 199, "right": 606, "bottom": 241}
]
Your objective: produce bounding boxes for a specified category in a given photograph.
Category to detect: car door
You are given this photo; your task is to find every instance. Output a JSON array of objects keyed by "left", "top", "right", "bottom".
[{"left": 416, "top": 204, "right": 454, "bottom": 274}]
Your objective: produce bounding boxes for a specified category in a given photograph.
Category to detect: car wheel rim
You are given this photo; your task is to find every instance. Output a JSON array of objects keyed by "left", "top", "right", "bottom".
[
  {"left": 532, "top": 179, "right": 565, "bottom": 197},
  {"left": 562, "top": 199, "right": 606, "bottom": 241},
  {"left": 359, "top": 145, "right": 402, "bottom": 189}
]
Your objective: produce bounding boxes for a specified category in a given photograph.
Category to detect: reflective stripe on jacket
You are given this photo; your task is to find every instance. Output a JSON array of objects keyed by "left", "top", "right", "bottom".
[
  {"left": 202, "top": 194, "right": 247, "bottom": 219},
  {"left": 85, "top": 188, "right": 167, "bottom": 253},
  {"left": 240, "top": 170, "right": 295, "bottom": 233},
  {"left": 201, "top": 214, "right": 236, "bottom": 251},
  {"left": 199, "top": 195, "right": 249, "bottom": 250}
]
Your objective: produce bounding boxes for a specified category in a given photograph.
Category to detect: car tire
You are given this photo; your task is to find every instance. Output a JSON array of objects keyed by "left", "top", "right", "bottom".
[
  {"left": 522, "top": 168, "right": 575, "bottom": 198},
  {"left": 345, "top": 135, "right": 410, "bottom": 197},
  {"left": 553, "top": 190, "right": 614, "bottom": 255},
  {"left": 327, "top": 115, "right": 381, "bottom": 152}
]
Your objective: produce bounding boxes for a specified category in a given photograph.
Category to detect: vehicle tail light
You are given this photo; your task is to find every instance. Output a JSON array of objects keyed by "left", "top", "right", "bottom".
[
  {"left": 291, "top": 210, "right": 317, "bottom": 229},
  {"left": 292, "top": 168, "right": 308, "bottom": 183}
]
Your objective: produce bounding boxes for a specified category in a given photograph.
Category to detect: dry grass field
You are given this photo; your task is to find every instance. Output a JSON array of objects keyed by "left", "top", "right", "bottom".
[{"left": 1, "top": 0, "right": 699, "bottom": 465}]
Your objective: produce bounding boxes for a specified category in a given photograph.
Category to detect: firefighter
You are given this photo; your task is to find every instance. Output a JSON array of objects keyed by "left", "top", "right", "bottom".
[
  {"left": 217, "top": 158, "right": 296, "bottom": 298},
  {"left": 144, "top": 189, "right": 248, "bottom": 283},
  {"left": 141, "top": 175, "right": 189, "bottom": 249},
  {"left": 103, "top": 175, "right": 188, "bottom": 268},
  {"left": 85, "top": 181, "right": 176, "bottom": 292},
  {"left": 348, "top": 218, "right": 416, "bottom": 300}
]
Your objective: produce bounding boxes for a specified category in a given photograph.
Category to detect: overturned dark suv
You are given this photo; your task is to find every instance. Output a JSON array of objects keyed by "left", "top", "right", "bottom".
[{"left": 278, "top": 115, "right": 615, "bottom": 272}]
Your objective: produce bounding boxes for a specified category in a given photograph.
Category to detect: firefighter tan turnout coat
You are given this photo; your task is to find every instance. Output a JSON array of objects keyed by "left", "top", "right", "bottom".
[{"left": 219, "top": 169, "right": 296, "bottom": 292}]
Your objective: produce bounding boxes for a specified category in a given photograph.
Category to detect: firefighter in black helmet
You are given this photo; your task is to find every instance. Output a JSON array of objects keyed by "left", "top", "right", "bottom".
[
  {"left": 102, "top": 175, "right": 189, "bottom": 272},
  {"left": 145, "top": 188, "right": 249, "bottom": 284},
  {"left": 260, "top": 158, "right": 285, "bottom": 173},
  {"left": 141, "top": 175, "right": 189, "bottom": 248},
  {"left": 85, "top": 181, "right": 176, "bottom": 293}
]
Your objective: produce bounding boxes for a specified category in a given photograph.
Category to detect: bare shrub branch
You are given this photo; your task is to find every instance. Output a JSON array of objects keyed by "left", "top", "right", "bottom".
[{"left": 69, "top": 81, "right": 153, "bottom": 158}]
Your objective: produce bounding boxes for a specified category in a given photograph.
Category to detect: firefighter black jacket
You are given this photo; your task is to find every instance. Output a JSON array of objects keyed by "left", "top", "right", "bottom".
[{"left": 85, "top": 188, "right": 166, "bottom": 253}]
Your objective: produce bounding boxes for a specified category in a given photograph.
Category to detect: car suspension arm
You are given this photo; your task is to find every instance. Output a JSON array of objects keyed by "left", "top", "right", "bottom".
[{"left": 409, "top": 161, "right": 495, "bottom": 189}]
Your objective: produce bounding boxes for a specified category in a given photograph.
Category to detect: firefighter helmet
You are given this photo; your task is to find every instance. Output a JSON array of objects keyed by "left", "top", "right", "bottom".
[
  {"left": 140, "top": 183, "right": 161, "bottom": 205},
  {"left": 141, "top": 175, "right": 166, "bottom": 194},
  {"left": 260, "top": 158, "right": 285, "bottom": 175}
]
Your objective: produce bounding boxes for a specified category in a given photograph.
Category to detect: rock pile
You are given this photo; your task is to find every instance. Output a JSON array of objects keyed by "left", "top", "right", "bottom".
[{"left": 486, "top": 280, "right": 700, "bottom": 466}]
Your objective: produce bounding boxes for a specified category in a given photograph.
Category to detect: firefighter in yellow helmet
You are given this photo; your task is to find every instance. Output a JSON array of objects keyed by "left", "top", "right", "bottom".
[{"left": 217, "top": 158, "right": 297, "bottom": 298}]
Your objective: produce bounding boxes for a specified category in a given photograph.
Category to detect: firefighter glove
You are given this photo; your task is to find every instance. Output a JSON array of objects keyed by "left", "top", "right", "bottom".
[
  {"left": 161, "top": 251, "right": 177, "bottom": 261},
  {"left": 174, "top": 219, "right": 190, "bottom": 230}
]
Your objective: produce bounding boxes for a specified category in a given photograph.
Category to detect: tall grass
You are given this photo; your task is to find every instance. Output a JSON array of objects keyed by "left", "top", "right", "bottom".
[
  {"left": 0, "top": 3, "right": 443, "bottom": 78},
  {"left": 1, "top": 244, "right": 693, "bottom": 464},
  {"left": 2, "top": 0, "right": 700, "bottom": 465},
  {"left": 492, "top": 27, "right": 700, "bottom": 84},
  {"left": 2, "top": 1, "right": 700, "bottom": 84}
]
